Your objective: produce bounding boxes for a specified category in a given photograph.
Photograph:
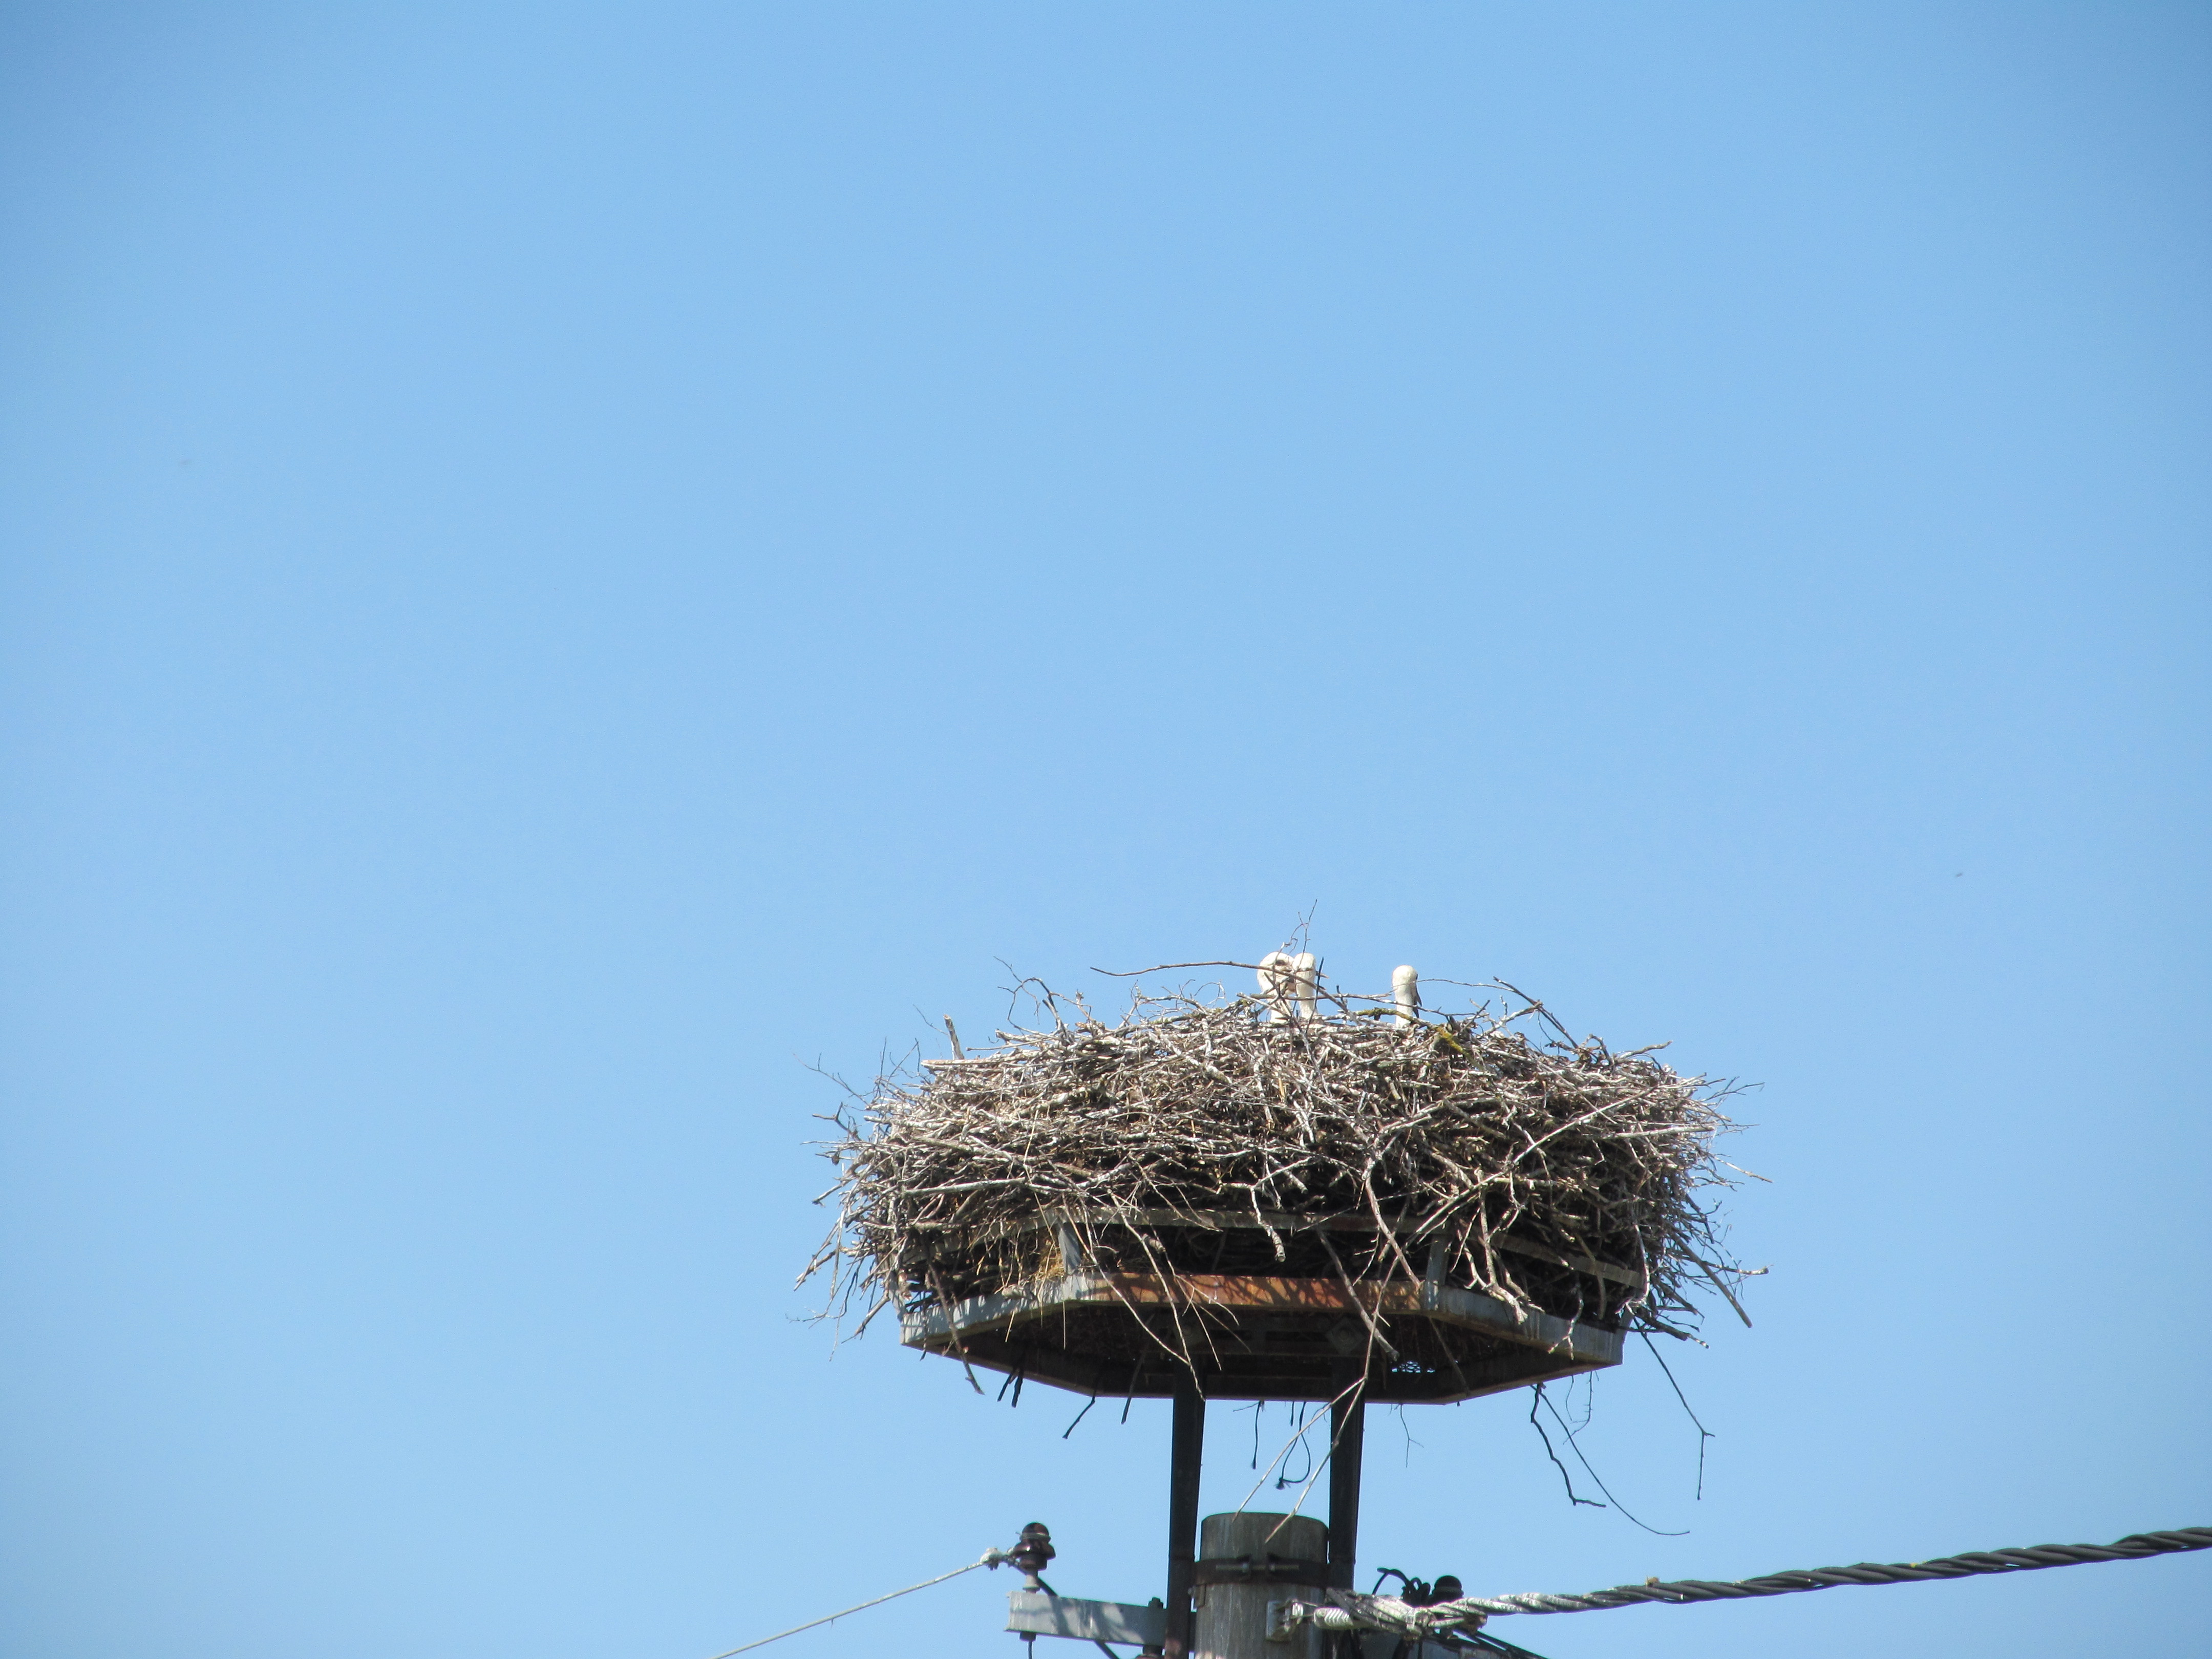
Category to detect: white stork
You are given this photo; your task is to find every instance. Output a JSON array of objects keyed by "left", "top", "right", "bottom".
[{"left": 1392, "top": 965, "right": 1420, "bottom": 1026}]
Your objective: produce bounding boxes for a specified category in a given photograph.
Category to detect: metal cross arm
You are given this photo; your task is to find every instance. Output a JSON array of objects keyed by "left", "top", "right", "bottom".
[{"left": 1008, "top": 1589, "right": 1168, "bottom": 1652}]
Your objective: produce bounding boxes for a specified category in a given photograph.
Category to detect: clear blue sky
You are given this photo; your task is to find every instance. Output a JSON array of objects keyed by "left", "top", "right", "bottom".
[{"left": 3, "top": 6, "right": 2206, "bottom": 1657}]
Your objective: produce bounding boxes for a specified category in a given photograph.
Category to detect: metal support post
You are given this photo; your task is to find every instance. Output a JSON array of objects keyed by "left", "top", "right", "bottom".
[
  {"left": 1163, "top": 1379, "right": 1206, "bottom": 1659},
  {"left": 1327, "top": 1366, "right": 1366, "bottom": 1594}
]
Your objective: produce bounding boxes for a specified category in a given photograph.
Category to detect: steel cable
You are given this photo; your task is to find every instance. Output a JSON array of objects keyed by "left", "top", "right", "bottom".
[
  {"left": 1286, "top": 1527, "right": 2211, "bottom": 1635},
  {"left": 703, "top": 1546, "right": 1011, "bottom": 1656}
]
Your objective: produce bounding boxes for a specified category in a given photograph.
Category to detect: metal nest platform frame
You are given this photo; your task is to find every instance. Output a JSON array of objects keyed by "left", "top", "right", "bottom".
[{"left": 899, "top": 1209, "right": 1624, "bottom": 1403}]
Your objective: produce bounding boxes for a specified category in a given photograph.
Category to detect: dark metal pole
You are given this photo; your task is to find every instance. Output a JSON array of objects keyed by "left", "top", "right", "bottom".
[
  {"left": 1163, "top": 1379, "right": 1205, "bottom": 1659},
  {"left": 1327, "top": 1367, "right": 1367, "bottom": 1593}
]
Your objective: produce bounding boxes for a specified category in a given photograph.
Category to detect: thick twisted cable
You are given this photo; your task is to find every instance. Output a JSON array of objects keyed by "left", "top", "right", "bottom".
[{"left": 1439, "top": 1527, "right": 2212, "bottom": 1619}]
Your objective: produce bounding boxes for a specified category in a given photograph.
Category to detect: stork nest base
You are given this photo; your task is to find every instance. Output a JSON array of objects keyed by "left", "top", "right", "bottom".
[{"left": 901, "top": 1256, "right": 1623, "bottom": 1403}]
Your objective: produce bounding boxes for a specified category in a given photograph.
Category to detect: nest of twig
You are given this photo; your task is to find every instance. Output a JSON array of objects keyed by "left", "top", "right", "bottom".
[{"left": 805, "top": 976, "right": 1751, "bottom": 1362}]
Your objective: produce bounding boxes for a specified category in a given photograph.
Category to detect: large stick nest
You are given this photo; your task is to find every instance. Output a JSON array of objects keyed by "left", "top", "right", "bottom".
[{"left": 806, "top": 977, "right": 1752, "bottom": 1355}]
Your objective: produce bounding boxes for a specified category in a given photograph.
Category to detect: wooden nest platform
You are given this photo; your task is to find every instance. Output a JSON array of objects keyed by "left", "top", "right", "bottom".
[
  {"left": 806, "top": 973, "right": 1750, "bottom": 1403},
  {"left": 898, "top": 1207, "right": 1627, "bottom": 1402}
]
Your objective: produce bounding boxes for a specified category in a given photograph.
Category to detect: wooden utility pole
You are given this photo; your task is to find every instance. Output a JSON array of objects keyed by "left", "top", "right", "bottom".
[{"left": 1192, "top": 1513, "right": 1328, "bottom": 1659}]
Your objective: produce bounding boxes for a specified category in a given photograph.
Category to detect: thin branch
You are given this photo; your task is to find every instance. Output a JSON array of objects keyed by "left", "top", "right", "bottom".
[
  {"left": 1639, "top": 1331, "right": 1715, "bottom": 1500},
  {"left": 1536, "top": 1384, "right": 1687, "bottom": 1537},
  {"left": 1529, "top": 1385, "right": 1604, "bottom": 1510}
]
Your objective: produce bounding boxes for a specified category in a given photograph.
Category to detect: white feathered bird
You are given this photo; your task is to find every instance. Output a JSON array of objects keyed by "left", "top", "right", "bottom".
[{"left": 1392, "top": 965, "right": 1419, "bottom": 1026}]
